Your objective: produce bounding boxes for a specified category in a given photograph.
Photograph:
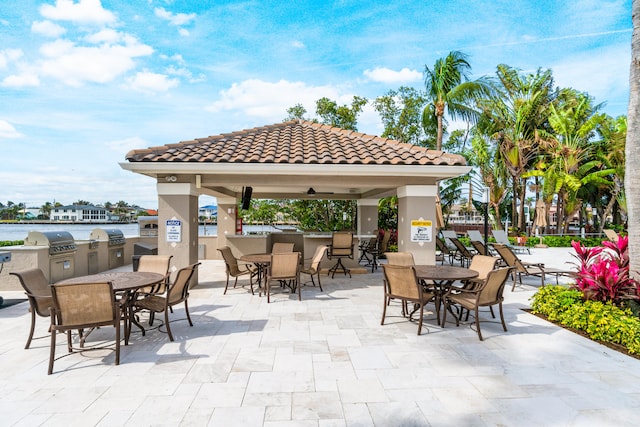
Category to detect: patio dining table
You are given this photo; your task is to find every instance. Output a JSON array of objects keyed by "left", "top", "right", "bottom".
[
  {"left": 56, "top": 271, "right": 164, "bottom": 344},
  {"left": 414, "top": 265, "right": 479, "bottom": 325},
  {"left": 240, "top": 253, "right": 271, "bottom": 288}
]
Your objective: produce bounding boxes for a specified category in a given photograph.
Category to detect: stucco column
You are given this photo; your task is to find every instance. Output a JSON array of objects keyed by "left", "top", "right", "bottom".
[
  {"left": 397, "top": 185, "right": 438, "bottom": 265},
  {"left": 157, "top": 182, "right": 199, "bottom": 280},
  {"left": 216, "top": 197, "right": 238, "bottom": 250},
  {"left": 357, "top": 198, "right": 379, "bottom": 236}
]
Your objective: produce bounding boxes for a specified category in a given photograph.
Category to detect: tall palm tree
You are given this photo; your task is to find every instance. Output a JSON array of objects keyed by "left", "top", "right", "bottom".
[
  {"left": 479, "top": 65, "right": 557, "bottom": 232},
  {"left": 423, "top": 51, "right": 493, "bottom": 151},
  {"left": 626, "top": 0, "right": 640, "bottom": 275}
]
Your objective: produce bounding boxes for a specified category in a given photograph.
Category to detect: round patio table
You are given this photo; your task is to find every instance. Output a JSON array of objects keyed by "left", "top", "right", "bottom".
[
  {"left": 240, "top": 253, "right": 271, "bottom": 289},
  {"left": 413, "top": 265, "right": 479, "bottom": 325}
]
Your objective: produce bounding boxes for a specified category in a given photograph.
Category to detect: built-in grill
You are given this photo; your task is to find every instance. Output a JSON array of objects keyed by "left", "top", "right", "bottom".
[
  {"left": 24, "top": 231, "right": 77, "bottom": 255},
  {"left": 24, "top": 231, "right": 77, "bottom": 282},
  {"left": 89, "top": 228, "right": 126, "bottom": 247},
  {"left": 90, "top": 228, "right": 126, "bottom": 269}
]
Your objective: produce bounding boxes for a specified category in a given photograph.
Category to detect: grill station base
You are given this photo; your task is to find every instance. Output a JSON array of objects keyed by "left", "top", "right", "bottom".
[{"left": 24, "top": 231, "right": 77, "bottom": 282}]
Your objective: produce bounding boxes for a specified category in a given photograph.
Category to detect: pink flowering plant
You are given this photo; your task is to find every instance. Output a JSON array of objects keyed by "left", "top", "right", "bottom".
[{"left": 570, "top": 236, "right": 640, "bottom": 305}]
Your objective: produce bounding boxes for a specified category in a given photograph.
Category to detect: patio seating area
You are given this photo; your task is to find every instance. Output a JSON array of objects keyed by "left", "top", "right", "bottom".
[{"left": 1, "top": 248, "right": 639, "bottom": 425}]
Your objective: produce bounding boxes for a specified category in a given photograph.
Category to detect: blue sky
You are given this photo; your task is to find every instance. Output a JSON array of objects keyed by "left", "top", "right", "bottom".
[{"left": 0, "top": 0, "right": 632, "bottom": 210}]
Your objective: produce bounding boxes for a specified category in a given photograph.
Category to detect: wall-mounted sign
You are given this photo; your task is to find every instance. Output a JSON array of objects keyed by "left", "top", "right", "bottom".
[
  {"left": 410, "top": 219, "right": 433, "bottom": 242},
  {"left": 166, "top": 219, "right": 182, "bottom": 242}
]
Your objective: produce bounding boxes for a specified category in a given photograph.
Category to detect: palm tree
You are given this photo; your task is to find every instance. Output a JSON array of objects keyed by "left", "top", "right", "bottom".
[
  {"left": 423, "top": 51, "right": 493, "bottom": 151},
  {"left": 479, "top": 65, "right": 557, "bottom": 232},
  {"left": 626, "top": 0, "right": 640, "bottom": 275},
  {"left": 596, "top": 115, "right": 627, "bottom": 234}
]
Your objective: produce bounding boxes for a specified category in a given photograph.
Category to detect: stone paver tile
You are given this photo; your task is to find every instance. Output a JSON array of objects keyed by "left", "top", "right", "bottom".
[
  {"left": 336, "top": 378, "right": 388, "bottom": 404},
  {"left": 291, "top": 391, "right": 343, "bottom": 420},
  {"left": 208, "top": 406, "right": 265, "bottom": 427}
]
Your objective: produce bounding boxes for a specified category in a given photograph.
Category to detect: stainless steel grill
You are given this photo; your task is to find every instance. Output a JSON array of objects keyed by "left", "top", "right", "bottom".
[
  {"left": 89, "top": 228, "right": 126, "bottom": 246},
  {"left": 24, "top": 231, "right": 77, "bottom": 255}
]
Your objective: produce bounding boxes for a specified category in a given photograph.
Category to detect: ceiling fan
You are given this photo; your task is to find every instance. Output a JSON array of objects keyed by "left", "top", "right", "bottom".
[{"left": 306, "top": 187, "right": 334, "bottom": 196}]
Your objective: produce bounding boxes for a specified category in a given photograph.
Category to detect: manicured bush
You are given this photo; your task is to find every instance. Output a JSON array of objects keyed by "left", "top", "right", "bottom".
[
  {"left": 0, "top": 240, "right": 23, "bottom": 247},
  {"left": 531, "top": 285, "right": 640, "bottom": 354}
]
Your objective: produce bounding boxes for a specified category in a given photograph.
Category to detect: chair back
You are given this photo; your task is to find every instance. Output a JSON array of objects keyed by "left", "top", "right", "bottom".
[
  {"left": 51, "top": 282, "right": 118, "bottom": 327},
  {"left": 492, "top": 229, "right": 511, "bottom": 245},
  {"left": 385, "top": 252, "right": 415, "bottom": 266},
  {"left": 470, "top": 240, "right": 489, "bottom": 256},
  {"left": 436, "top": 237, "right": 450, "bottom": 255},
  {"left": 468, "top": 255, "right": 498, "bottom": 281},
  {"left": 269, "top": 252, "right": 301, "bottom": 280},
  {"left": 137, "top": 255, "right": 172, "bottom": 277},
  {"left": 218, "top": 246, "right": 243, "bottom": 275},
  {"left": 441, "top": 230, "right": 458, "bottom": 250},
  {"left": 308, "top": 245, "right": 327, "bottom": 273},
  {"left": 364, "top": 237, "right": 378, "bottom": 251},
  {"left": 330, "top": 232, "right": 354, "bottom": 257},
  {"left": 493, "top": 244, "right": 527, "bottom": 273},
  {"left": 168, "top": 263, "right": 200, "bottom": 305},
  {"left": 382, "top": 264, "right": 421, "bottom": 300},
  {"left": 272, "top": 242, "right": 295, "bottom": 253},
  {"left": 450, "top": 237, "right": 473, "bottom": 258},
  {"left": 604, "top": 229, "right": 620, "bottom": 242},
  {"left": 10, "top": 268, "right": 52, "bottom": 317},
  {"left": 467, "top": 229, "right": 484, "bottom": 242},
  {"left": 477, "top": 267, "right": 512, "bottom": 306},
  {"left": 379, "top": 230, "right": 392, "bottom": 253}
]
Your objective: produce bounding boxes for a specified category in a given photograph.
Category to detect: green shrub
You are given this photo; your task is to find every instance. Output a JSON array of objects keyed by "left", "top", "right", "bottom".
[
  {"left": 531, "top": 285, "right": 640, "bottom": 354},
  {"left": 0, "top": 240, "right": 23, "bottom": 247}
]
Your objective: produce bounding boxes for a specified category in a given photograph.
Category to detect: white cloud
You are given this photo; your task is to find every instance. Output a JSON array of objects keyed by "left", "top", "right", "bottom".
[
  {"left": 127, "top": 70, "right": 179, "bottom": 92},
  {"left": 154, "top": 7, "right": 196, "bottom": 26},
  {"left": 85, "top": 28, "right": 121, "bottom": 44},
  {"left": 31, "top": 20, "right": 66, "bottom": 37},
  {"left": 206, "top": 79, "right": 344, "bottom": 120},
  {"left": 0, "top": 120, "right": 23, "bottom": 138},
  {"left": 2, "top": 73, "right": 40, "bottom": 87},
  {"left": 179, "top": 28, "right": 190, "bottom": 37},
  {"left": 40, "top": 0, "right": 117, "bottom": 25},
  {"left": 292, "top": 40, "right": 305, "bottom": 49},
  {"left": 363, "top": 67, "right": 422, "bottom": 84},
  {"left": 39, "top": 37, "right": 153, "bottom": 86},
  {"left": 551, "top": 44, "right": 630, "bottom": 112},
  {"left": 0, "top": 49, "right": 23, "bottom": 69}
]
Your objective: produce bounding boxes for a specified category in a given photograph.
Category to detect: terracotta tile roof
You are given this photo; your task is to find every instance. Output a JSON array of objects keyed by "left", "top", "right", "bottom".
[{"left": 125, "top": 120, "right": 467, "bottom": 166}]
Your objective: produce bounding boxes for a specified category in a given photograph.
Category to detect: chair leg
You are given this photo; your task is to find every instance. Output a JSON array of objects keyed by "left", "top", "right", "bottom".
[
  {"left": 224, "top": 274, "right": 230, "bottom": 294},
  {"left": 499, "top": 303, "right": 508, "bottom": 332},
  {"left": 164, "top": 310, "right": 174, "bottom": 341},
  {"left": 417, "top": 303, "right": 424, "bottom": 335},
  {"left": 48, "top": 327, "right": 57, "bottom": 375},
  {"left": 381, "top": 294, "right": 388, "bottom": 325},
  {"left": 184, "top": 301, "right": 194, "bottom": 327},
  {"left": 115, "top": 319, "right": 120, "bottom": 365},
  {"left": 25, "top": 309, "right": 36, "bottom": 349},
  {"left": 475, "top": 307, "right": 483, "bottom": 341}
]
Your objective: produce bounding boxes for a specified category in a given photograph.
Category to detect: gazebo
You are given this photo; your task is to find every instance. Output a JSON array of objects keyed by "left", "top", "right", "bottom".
[{"left": 120, "top": 120, "right": 470, "bottom": 273}]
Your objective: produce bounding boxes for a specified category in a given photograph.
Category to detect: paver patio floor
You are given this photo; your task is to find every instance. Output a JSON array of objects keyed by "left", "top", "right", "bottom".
[{"left": 1, "top": 248, "right": 639, "bottom": 426}]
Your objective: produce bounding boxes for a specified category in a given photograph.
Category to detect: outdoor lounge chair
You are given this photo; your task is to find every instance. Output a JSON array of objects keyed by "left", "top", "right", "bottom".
[
  {"left": 449, "top": 237, "right": 477, "bottom": 267},
  {"left": 10, "top": 268, "right": 53, "bottom": 349},
  {"left": 492, "top": 243, "right": 575, "bottom": 290},
  {"left": 442, "top": 266, "right": 513, "bottom": 341},
  {"left": 467, "top": 229, "right": 484, "bottom": 243},
  {"left": 603, "top": 229, "right": 620, "bottom": 243},
  {"left": 218, "top": 246, "right": 258, "bottom": 294},
  {"left": 133, "top": 263, "right": 200, "bottom": 341},
  {"left": 48, "top": 281, "right": 121, "bottom": 374},
  {"left": 381, "top": 264, "right": 437, "bottom": 335},
  {"left": 436, "top": 237, "right": 453, "bottom": 264},
  {"left": 300, "top": 245, "right": 327, "bottom": 291},
  {"left": 492, "top": 229, "right": 530, "bottom": 255}
]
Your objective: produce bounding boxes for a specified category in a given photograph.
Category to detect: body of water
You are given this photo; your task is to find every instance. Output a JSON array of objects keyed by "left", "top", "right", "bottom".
[{"left": 0, "top": 223, "right": 287, "bottom": 241}]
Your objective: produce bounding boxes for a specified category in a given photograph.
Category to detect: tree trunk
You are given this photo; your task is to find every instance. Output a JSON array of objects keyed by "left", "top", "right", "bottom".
[{"left": 627, "top": 0, "right": 640, "bottom": 277}]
